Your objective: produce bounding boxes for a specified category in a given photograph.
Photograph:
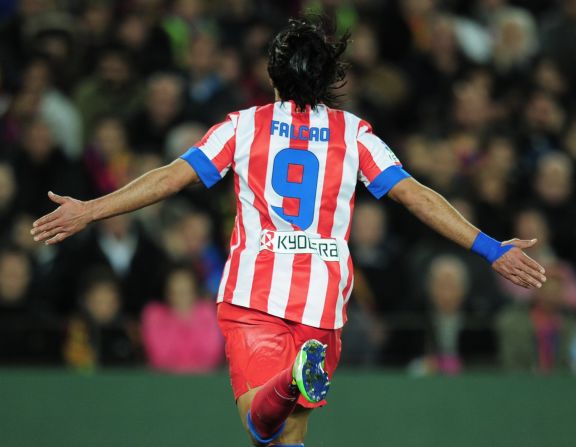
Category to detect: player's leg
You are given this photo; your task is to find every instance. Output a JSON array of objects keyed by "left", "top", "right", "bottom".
[
  {"left": 273, "top": 406, "right": 312, "bottom": 446},
  {"left": 246, "top": 368, "right": 299, "bottom": 442},
  {"left": 239, "top": 340, "right": 329, "bottom": 446},
  {"left": 236, "top": 370, "right": 297, "bottom": 446},
  {"left": 237, "top": 367, "right": 300, "bottom": 445},
  {"left": 218, "top": 302, "right": 299, "bottom": 445},
  {"left": 217, "top": 303, "right": 336, "bottom": 446},
  {"left": 238, "top": 392, "right": 311, "bottom": 446}
]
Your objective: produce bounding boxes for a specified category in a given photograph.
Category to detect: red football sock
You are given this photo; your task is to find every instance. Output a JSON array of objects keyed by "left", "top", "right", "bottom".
[{"left": 249, "top": 367, "right": 299, "bottom": 439}]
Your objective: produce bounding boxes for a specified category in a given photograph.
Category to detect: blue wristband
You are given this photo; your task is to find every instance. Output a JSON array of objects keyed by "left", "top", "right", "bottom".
[{"left": 471, "top": 232, "right": 512, "bottom": 264}]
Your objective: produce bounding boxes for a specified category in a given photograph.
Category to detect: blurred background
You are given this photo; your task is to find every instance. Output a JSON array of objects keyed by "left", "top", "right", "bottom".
[{"left": 1, "top": 0, "right": 576, "bottom": 445}]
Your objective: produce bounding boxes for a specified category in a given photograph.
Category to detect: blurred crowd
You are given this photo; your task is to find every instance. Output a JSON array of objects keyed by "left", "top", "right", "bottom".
[{"left": 1, "top": 0, "right": 576, "bottom": 375}]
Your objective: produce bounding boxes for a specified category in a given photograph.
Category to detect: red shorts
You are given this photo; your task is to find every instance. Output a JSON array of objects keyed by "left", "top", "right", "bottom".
[{"left": 217, "top": 302, "right": 342, "bottom": 408}]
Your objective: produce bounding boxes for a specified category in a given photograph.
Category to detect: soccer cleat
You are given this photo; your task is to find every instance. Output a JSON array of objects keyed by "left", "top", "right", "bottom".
[{"left": 292, "top": 339, "right": 330, "bottom": 403}]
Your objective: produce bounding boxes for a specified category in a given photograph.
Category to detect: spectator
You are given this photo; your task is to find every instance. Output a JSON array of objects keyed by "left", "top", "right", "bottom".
[
  {"left": 162, "top": 0, "right": 213, "bottom": 67},
  {"left": 406, "top": 13, "right": 473, "bottom": 131},
  {"left": 0, "top": 244, "right": 59, "bottom": 364},
  {"left": 241, "top": 51, "right": 275, "bottom": 107},
  {"left": 8, "top": 213, "right": 39, "bottom": 256},
  {"left": 185, "top": 32, "right": 244, "bottom": 123},
  {"left": 11, "top": 118, "right": 85, "bottom": 217},
  {"left": 142, "top": 267, "right": 223, "bottom": 373},
  {"left": 85, "top": 214, "right": 168, "bottom": 314},
  {"left": 481, "top": 135, "right": 517, "bottom": 180},
  {"left": 451, "top": 76, "right": 496, "bottom": 134},
  {"left": 347, "top": 22, "right": 410, "bottom": 137},
  {"left": 20, "top": 56, "right": 83, "bottom": 159},
  {"left": 0, "top": 87, "right": 42, "bottom": 151},
  {"left": 0, "top": 0, "right": 54, "bottom": 70},
  {"left": 531, "top": 58, "right": 569, "bottom": 98},
  {"left": 64, "top": 268, "right": 139, "bottom": 369},
  {"left": 541, "top": 0, "right": 576, "bottom": 85},
  {"left": 491, "top": 8, "right": 538, "bottom": 80},
  {"left": 531, "top": 152, "right": 576, "bottom": 262},
  {"left": 422, "top": 141, "right": 463, "bottom": 196},
  {"left": 401, "top": 134, "right": 435, "bottom": 179},
  {"left": 511, "top": 209, "right": 557, "bottom": 268},
  {"left": 164, "top": 121, "right": 207, "bottom": 161},
  {"left": 162, "top": 209, "right": 225, "bottom": 296},
  {"left": 497, "top": 264, "right": 576, "bottom": 373},
  {"left": 84, "top": 117, "right": 133, "bottom": 195},
  {"left": 472, "top": 169, "right": 512, "bottom": 240},
  {"left": 427, "top": 257, "right": 469, "bottom": 374},
  {"left": 418, "top": 255, "right": 469, "bottom": 375},
  {"left": 0, "top": 162, "right": 17, "bottom": 235},
  {"left": 116, "top": 12, "right": 173, "bottom": 76},
  {"left": 344, "top": 202, "right": 396, "bottom": 366},
  {"left": 473, "top": 135, "right": 518, "bottom": 238},
  {"left": 74, "top": 45, "right": 143, "bottom": 138},
  {"left": 47, "top": 213, "right": 168, "bottom": 316},
  {"left": 378, "top": 0, "right": 438, "bottom": 63},
  {"left": 0, "top": 247, "right": 36, "bottom": 363},
  {"left": 518, "top": 90, "right": 566, "bottom": 173},
  {"left": 500, "top": 208, "right": 576, "bottom": 306},
  {"left": 349, "top": 202, "right": 405, "bottom": 314},
  {"left": 28, "top": 25, "right": 78, "bottom": 93},
  {"left": 76, "top": 0, "right": 115, "bottom": 77},
  {"left": 127, "top": 72, "right": 187, "bottom": 154}
]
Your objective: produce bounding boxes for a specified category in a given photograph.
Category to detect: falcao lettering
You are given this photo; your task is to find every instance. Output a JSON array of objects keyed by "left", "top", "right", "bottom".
[{"left": 270, "top": 120, "right": 330, "bottom": 142}]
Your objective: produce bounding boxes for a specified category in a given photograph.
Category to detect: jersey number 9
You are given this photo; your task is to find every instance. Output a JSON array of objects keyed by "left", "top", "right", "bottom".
[{"left": 271, "top": 148, "right": 320, "bottom": 230}]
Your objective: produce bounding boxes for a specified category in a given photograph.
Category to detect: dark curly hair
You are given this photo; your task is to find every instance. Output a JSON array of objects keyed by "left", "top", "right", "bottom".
[{"left": 267, "top": 16, "right": 350, "bottom": 111}]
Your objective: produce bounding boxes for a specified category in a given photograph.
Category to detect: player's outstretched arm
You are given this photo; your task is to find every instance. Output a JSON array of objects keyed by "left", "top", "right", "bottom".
[
  {"left": 387, "top": 177, "right": 547, "bottom": 289},
  {"left": 31, "top": 159, "right": 199, "bottom": 245}
]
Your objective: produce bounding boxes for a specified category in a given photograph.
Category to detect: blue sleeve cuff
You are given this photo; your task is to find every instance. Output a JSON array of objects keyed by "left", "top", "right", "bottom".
[
  {"left": 179, "top": 147, "right": 221, "bottom": 188},
  {"left": 471, "top": 232, "right": 512, "bottom": 264},
  {"left": 367, "top": 166, "right": 411, "bottom": 199}
]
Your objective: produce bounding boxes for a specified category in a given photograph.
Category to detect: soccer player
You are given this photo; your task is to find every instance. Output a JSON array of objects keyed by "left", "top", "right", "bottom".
[{"left": 31, "top": 17, "right": 546, "bottom": 447}]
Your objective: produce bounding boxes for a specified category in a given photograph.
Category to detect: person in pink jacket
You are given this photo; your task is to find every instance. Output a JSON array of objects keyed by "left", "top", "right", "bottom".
[{"left": 142, "top": 266, "right": 223, "bottom": 373}]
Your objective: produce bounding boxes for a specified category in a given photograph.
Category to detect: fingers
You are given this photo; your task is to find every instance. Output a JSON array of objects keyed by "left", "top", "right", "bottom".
[
  {"left": 45, "top": 232, "right": 70, "bottom": 245},
  {"left": 31, "top": 221, "right": 59, "bottom": 238},
  {"left": 518, "top": 257, "right": 546, "bottom": 284},
  {"left": 31, "top": 213, "right": 64, "bottom": 238},
  {"left": 501, "top": 238, "right": 537, "bottom": 249},
  {"left": 48, "top": 191, "right": 66, "bottom": 205},
  {"left": 517, "top": 265, "right": 546, "bottom": 286},
  {"left": 32, "top": 208, "right": 61, "bottom": 230},
  {"left": 519, "top": 252, "right": 546, "bottom": 275},
  {"left": 509, "top": 274, "right": 531, "bottom": 289},
  {"left": 496, "top": 263, "right": 531, "bottom": 289},
  {"left": 512, "top": 268, "right": 542, "bottom": 289},
  {"left": 33, "top": 226, "right": 65, "bottom": 243}
]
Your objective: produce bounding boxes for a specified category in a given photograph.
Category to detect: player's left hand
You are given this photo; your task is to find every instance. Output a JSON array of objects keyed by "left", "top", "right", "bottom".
[
  {"left": 491, "top": 238, "right": 546, "bottom": 289},
  {"left": 30, "top": 191, "right": 92, "bottom": 245}
]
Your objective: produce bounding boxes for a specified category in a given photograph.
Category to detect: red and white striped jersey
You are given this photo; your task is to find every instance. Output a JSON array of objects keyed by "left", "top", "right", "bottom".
[{"left": 180, "top": 101, "right": 410, "bottom": 329}]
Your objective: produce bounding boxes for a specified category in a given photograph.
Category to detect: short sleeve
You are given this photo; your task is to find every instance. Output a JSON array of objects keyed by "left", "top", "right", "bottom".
[
  {"left": 357, "top": 120, "right": 410, "bottom": 199},
  {"left": 179, "top": 113, "right": 238, "bottom": 188}
]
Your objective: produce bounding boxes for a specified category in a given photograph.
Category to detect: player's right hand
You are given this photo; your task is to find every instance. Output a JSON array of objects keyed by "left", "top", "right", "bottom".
[
  {"left": 30, "top": 191, "right": 92, "bottom": 245},
  {"left": 491, "top": 238, "right": 547, "bottom": 289}
]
